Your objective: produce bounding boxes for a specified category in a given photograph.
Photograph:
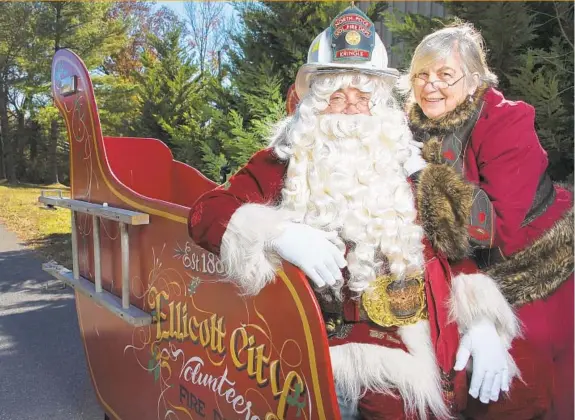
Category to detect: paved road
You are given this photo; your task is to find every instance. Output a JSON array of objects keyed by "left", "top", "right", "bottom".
[{"left": 0, "top": 223, "right": 103, "bottom": 420}]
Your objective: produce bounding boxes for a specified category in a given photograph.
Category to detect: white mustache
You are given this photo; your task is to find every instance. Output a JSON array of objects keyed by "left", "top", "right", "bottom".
[{"left": 317, "top": 114, "right": 377, "bottom": 139}]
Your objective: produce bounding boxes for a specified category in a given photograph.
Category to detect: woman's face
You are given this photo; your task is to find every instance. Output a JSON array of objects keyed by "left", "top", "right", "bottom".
[{"left": 412, "top": 51, "right": 477, "bottom": 119}]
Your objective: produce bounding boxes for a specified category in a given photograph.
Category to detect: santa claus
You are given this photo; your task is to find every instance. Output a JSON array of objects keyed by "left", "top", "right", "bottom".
[{"left": 189, "top": 7, "right": 552, "bottom": 419}]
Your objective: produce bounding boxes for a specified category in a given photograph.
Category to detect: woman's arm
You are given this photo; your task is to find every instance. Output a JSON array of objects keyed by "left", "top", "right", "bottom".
[{"left": 473, "top": 101, "right": 548, "bottom": 255}]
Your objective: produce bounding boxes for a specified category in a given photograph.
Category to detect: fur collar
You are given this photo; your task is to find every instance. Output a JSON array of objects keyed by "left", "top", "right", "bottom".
[
  {"left": 486, "top": 207, "right": 574, "bottom": 306},
  {"left": 407, "top": 87, "right": 487, "bottom": 135}
]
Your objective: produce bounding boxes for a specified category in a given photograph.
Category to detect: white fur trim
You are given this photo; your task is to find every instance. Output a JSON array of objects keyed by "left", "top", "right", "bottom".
[
  {"left": 220, "top": 203, "right": 291, "bottom": 295},
  {"left": 330, "top": 321, "right": 450, "bottom": 419},
  {"left": 449, "top": 273, "right": 521, "bottom": 345},
  {"left": 450, "top": 273, "right": 522, "bottom": 386}
]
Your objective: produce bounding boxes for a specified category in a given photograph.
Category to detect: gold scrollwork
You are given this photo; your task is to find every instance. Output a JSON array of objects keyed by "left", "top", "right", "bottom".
[{"left": 361, "top": 274, "right": 428, "bottom": 327}]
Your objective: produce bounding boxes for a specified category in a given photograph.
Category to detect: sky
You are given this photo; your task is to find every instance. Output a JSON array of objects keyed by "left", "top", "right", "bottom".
[
  {"left": 154, "top": 1, "right": 237, "bottom": 20},
  {"left": 153, "top": 1, "right": 238, "bottom": 78},
  {"left": 155, "top": 1, "right": 188, "bottom": 17}
]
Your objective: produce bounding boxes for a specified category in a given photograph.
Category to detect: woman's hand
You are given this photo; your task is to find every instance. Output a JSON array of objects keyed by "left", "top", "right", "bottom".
[{"left": 454, "top": 318, "right": 511, "bottom": 403}]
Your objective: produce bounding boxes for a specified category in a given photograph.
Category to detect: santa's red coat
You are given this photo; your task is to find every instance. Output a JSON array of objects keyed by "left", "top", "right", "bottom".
[{"left": 189, "top": 148, "right": 554, "bottom": 418}]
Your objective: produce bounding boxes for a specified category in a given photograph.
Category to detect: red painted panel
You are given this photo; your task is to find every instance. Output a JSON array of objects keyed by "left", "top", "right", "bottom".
[
  {"left": 171, "top": 161, "right": 216, "bottom": 208},
  {"left": 104, "top": 136, "right": 174, "bottom": 203},
  {"left": 104, "top": 136, "right": 216, "bottom": 208}
]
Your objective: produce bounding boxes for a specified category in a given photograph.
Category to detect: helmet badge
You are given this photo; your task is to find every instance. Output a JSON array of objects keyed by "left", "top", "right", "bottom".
[{"left": 330, "top": 6, "right": 376, "bottom": 63}]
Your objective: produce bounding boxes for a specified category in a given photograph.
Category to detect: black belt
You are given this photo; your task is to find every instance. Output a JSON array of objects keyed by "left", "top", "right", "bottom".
[
  {"left": 523, "top": 172, "right": 556, "bottom": 226},
  {"left": 473, "top": 247, "right": 505, "bottom": 269}
]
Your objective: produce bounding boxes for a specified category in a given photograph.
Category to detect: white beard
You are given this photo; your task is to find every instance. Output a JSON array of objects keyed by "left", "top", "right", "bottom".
[{"left": 278, "top": 113, "right": 425, "bottom": 296}]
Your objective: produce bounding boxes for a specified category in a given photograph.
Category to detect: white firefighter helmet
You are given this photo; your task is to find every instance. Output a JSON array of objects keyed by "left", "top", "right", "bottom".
[{"left": 294, "top": 6, "right": 399, "bottom": 99}]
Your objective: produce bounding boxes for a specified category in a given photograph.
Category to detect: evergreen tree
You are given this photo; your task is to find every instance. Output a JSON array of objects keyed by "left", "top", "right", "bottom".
[
  {"left": 32, "top": 1, "right": 127, "bottom": 184},
  {"left": 229, "top": 2, "right": 343, "bottom": 96},
  {"left": 202, "top": 2, "right": 346, "bottom": 178},
  {"left": 446, "top": 2, "right": 539, "bottom": 91},
  {"left": 0, "top": 2, "right": 38, "bottom": 182},
  {"left": 505, "top": 1, "right": 574, "bottom": 181},
  {"left": 102, "top": 2, "right": 181, "bottom": 79},
  {"left": 382, "top": 11, "right": 455, "bottom": 70},
  {"left": 0, "top": 1, "right": 129, "bottom": 183},
  {"left": 92, "top": 75, "right": 141, "bottom": 137},
  {"left": 94, "top": 3, "right": 184, "bottom": 137},
  {"left": 133, "top": 27, "right": 226, "bottom": 177},
  {"left": 166, "top": 74, "right": 228, "bottom": 176},
  {"left": 221, "top": 66, "right": 286, "bottom": 172},
  {"left": 134, "top": 27, "right": 201, "bottom": 149}
]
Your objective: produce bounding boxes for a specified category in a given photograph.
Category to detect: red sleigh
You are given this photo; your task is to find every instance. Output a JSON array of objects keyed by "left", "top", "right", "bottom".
[{"left": 41, "top": 49, "right": 340, "bottom": 420}]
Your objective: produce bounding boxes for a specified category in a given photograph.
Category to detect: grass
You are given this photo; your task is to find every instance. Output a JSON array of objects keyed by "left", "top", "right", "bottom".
[{"left": 0, "top": 181, "right": 72, "bottom": 267}]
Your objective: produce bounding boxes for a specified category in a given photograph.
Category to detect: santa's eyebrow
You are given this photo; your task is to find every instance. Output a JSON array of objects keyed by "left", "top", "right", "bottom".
[{"left": 436, "top": 66, "right": 456, "bottom": 73}]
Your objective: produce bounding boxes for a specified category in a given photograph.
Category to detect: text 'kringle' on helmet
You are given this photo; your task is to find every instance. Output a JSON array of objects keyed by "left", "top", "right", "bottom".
[{"left": 294, "top": 5, "right": 399, "bottom": 99}]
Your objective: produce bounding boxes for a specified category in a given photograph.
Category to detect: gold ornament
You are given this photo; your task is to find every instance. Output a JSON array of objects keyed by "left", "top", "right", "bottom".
[
  {"left": 362, "top": 274, "right": 428, "bottom": 327},
  {"left": 345, "top": 31, "right": 362, "bottom": 46}
]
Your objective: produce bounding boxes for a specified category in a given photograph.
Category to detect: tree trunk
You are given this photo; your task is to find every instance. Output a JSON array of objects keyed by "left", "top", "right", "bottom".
[
  {"left": 0, "top": 119, "right": 5, "bottom": 180},
  {"left": 16, "top": 107, "right": 26, "bottom": 178},
  {"left": 48, "top": 119, "right": 59, "bottom": 184},
  {"left": 48, "top": 2, "right": 63, "bottom": 184},
  {"left": 29, "top": 121, "right": 38, "bottom": 162},
  {"left": 0, "top": 79, "right": 4, "bottom": 180},
  {"left": 0, "top": 80, "right": 16, "bottom": 183}
]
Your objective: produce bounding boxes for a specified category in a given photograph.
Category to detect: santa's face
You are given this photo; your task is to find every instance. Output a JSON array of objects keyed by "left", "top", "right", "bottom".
[{"left": 323, "top": 87, "right": 372, "bottom": 116}]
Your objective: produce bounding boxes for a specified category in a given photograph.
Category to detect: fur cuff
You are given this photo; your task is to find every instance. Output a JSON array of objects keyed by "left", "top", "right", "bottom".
[
  {"left": 330, "top": 321, "right": 449, "bottom": 420},
  {"left": 220, "top": 203, "right": 291, "bottom": 295},
  {"left": 450, "top": 273, "right": 520, "bottom": 345},
  {"left": 486, "top": 208, "right": 574, "bottom": 306},
  {"left": 416, "top": 164, "right": 474, "bottom": 262}
]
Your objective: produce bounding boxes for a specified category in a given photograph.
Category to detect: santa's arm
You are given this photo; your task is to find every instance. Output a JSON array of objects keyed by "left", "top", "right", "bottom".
[
  {"left": 188, "top": 148, "right": 291, "bottom": 294},
  {"left": 448, "top": 260, "right": 520, "bottom": 349}
]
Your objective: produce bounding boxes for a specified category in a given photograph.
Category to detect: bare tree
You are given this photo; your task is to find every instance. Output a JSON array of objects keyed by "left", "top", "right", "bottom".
[{"left": 184, "top": 1, "right": 234, "bottom": 76}]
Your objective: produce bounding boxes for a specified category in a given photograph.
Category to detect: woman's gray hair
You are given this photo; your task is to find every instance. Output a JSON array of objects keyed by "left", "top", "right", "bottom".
[{"left": 401, "top": 22, "right": 498, "bottom": 92}]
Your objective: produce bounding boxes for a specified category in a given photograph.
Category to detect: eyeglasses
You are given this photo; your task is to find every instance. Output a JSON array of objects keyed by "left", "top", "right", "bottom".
[
  {"left": 327, "top": 95, "right": 373, "bottom": 112},
  {"left": 412, "top": 74, "right": 465, "bottom": 90}
]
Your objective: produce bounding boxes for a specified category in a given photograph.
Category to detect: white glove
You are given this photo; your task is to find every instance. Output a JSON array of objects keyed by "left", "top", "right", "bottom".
[
  {"left": 409, "top": 139, "right": 424, "bottom": 149},
  {"left": 270, "top": 223, "right": 347, "bottom": 289},
  {"left": 403, "top": 143, "right": 427, "bottom": 176},
  {"left": 454, "top": 318, "right": 510, "bottom": 404}
]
